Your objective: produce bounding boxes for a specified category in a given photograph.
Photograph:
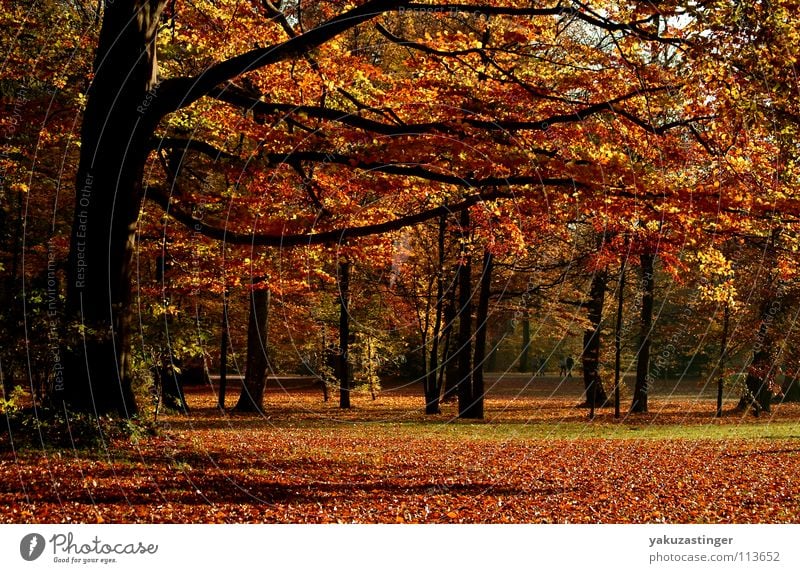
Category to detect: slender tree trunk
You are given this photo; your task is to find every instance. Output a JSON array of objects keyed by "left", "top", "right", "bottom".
[
  {"left": 338, "top": 260, "right": 352, "bottom": 409},
  {"left": 614, "top": 256, "right": 626, "bottom": 419},
  {"left": 716, "top": 302, "right": 729, "bottom": 417},
  {"left": 425, "top": 216, "right": 447, "bottom": 414},
  {"left": 62, "top": 1, "right": 167, "bottom": 415},
  {"left": 440, "top": 264, "right": 459, "bottom": 402},
  {"left": 455, "top": 211, "right": 473, "bottom": 418},
  {"left": 319, "top": 327, "right": 331, "bottom": 402},
  {"left": 235, "top": 288, "right": 271, "bottom": 412},
  {"left": 519, "top": 318, "right": 530, "bottom": 373},
  {"left": 218, "top": 293, "right": 229, "bottom": 410},
  {"left": 582, "top": 270, "right": 609, "bottom": 412},
  {"left": 0, "top": 358, "right": 9, "bottom": 401},
  {"left": 631, "top": 253, "right": 654, "bottom": 413},
  {"left": 462, "top": 250, "right": 492, "bottom": 419}
]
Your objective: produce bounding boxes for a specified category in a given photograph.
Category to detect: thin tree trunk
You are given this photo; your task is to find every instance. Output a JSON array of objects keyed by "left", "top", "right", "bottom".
[
  {"left": 425, "top": 216, "right": 447, "bottom": 414},
  {"left": 583, "top": 270, "right": 609, "bottom": 414},
  {"left": 614, "top": 256, "right": 626, "bottom": 419},
  {"left": 320, "top": 327, "right": 330, "bottom": 402},
  {"left": 440, "top": 264, "right": 459, "bottom": 402},
  {"left": 62, "top": 1, "right": 168, "bottom": 416},
  {"left": 519, "top": 318, "right": 530, "bottom": 373},
  {"left": 456, "top": 211, "right": 473, "bottom": 418},
  {"left": 462, "top": 250, "right": 493, "bottom": 419},
  {"left": 716, "top": 302, "right": 729, "bottom": 418},
  {"left": 235, "top": 288, "right": 271, "bottom": 412},
  {"left": 218, "top": 293, "right": 229, "bottom": 410},
  {"left": 338, "top": 260, "right": 351, "bottom": 409},
  {"left": 631, "top": 253, "right": 654, "bottom": 413}
]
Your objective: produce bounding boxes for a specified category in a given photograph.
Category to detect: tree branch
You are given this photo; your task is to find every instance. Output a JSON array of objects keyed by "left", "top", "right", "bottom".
[
  {"left": 145, "top": 186, "right": 517, "bottom": 246},
  {"left": 155, "top": 0, "right": 411, "bottom": 116}
]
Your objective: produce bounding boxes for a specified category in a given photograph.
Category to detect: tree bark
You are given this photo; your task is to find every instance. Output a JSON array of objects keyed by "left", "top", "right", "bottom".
[
  {"left": 462, "top": 250, "right": 493, "bottom": 419},
  {"left": 157, "top": 360, "right": 188, "bottom": 412},
  {"left": 62, "top": 0, "right": 167, "bottom": 416},
  {"left": 218, "top": 293, "right": 229, "bottom": 410},
  {"left": 338, "top": 260, "right": 352, "bottom": 409},
  {"left": 716, "top": 302, "right": 729, "bottom": 417},
  {"left": 744, "top": 308, "right": 778, "bottom": 416},
  {"left": 456, "top": 210, "right": 474, "bottom": 418},
  {"left": 614, "top": 255, "right": 626, "bottom": 419},
  {"left": 582, "top": 270, "right": 609, "bottom": 412},
  {"left": 425, "top": 216, "right": 447, "bottom": 414},
  {"left": 631, "top": 253, "right": 654, "bottom": 413},
  {"left": 519, "top": 318, "right": 530, "bottom": 373},
  {"left": 440, "top": 264, "right": 459, "bottom": 402},
  {"left": 235, "top": 288, "right": 271, "bottom": 412}
]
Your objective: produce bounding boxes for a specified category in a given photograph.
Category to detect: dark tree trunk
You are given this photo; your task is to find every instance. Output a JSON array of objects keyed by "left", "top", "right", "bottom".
[
  {"left": 425, "top": 216, "right": 447, "bottom": 414},
  {"left": 338, "top": 260, "right": 351, "bottom": 409},
  {"left": 745, "top": 350, "right": 774, "bottom": 416},
  {"left": 440, "top": 264, "right": 459, "bottom": 402},
  {"left": 0, "top": 358, "right": 11, "bottom": 400},
  {"left": 631, "top": 253, "right": 654, "bottom": 413},
  {"left": 743, "top": 296, "right": 782, "bottom": 415},
  {"left": 614, "top": 255, "right": 626, "bottom": 419},
  {"left": 158, "top": 361, "right": 188, "bottom": 412},
  {"left": 0, "top": 189, "right": 23, "bottom": 398},
  {"left": 487, "top": 335, "right": 499, "bottom": 372},
  {"left": 218, "top": 293, "right": 229, "bottom": 410},
  {"left": 154, "top": 252, "right": 187, "bottom": 412},
  {"left": 716, "top": 302, "right": 729, "bottom": 417},
  {"left": 582, "top": 270, "right": 609, "bottom": 412},
  {"left": 462, "top": 250, "right": 492, "bottom": 419},
  {"left": 519, "top": 318, "right": 530, "bottom": 373},
  {"left": 455, "top": 211, "right": 473, "bottom": 418},
  {"left": 62, "top": 1, "right": 167, "bottom": 416},
  {"left": 235, "top": 288, "right": 271, "bottom": 412}
]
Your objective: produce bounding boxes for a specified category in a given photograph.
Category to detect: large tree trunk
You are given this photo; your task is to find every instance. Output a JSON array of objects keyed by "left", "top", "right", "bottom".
[
  {"left": 582, "top": 270, "right": 609, "bottom": 410},
  {"left": 744, "top": 302, "right": 780, "bottom": 415},
  {"left": 631, "top": 253, "right": 654, "bottom": 413},
  {"left": 425, "top": 216, "right": 447, "bottom": 414},
  {"left": 62, "top": 1, "right": 167, "bottom": 416},
  {"left": 462, "top": 250, "right": 493, "bottom": 419},
  {"left": 745, "top": 349, "right": 774, "bottom": 415},
  {"left": 235, "top": 288, "right": 271, "bottom": 412},
  {"left": 338, "top": 260, "right": 352, "bottom": 409},
  {"left": 741, "top": 232, "right": 783, "bottom": 415},
  {"left": 0, "top": 189, "right": 23, "bottom": 398}
]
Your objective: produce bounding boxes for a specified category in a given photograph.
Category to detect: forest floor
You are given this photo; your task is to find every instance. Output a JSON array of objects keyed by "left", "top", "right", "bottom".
[{"left": 2, "top": 374, "right": 800, "bottom": 523}]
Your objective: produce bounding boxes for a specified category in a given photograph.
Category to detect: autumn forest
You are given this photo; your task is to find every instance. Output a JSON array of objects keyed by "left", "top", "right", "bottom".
[{"left": 2, "top": 0, "right": 800, "bottom": 524}]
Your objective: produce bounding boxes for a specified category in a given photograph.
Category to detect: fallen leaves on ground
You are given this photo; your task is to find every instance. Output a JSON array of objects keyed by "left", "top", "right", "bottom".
[{"left": 2, "top": 379, "right": 799, "bottom": 523}]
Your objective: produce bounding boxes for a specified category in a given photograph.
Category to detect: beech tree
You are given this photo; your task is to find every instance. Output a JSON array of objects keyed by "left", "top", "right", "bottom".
[{"left": 10, "top": 0, "right": 759, "bottom": 418}]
